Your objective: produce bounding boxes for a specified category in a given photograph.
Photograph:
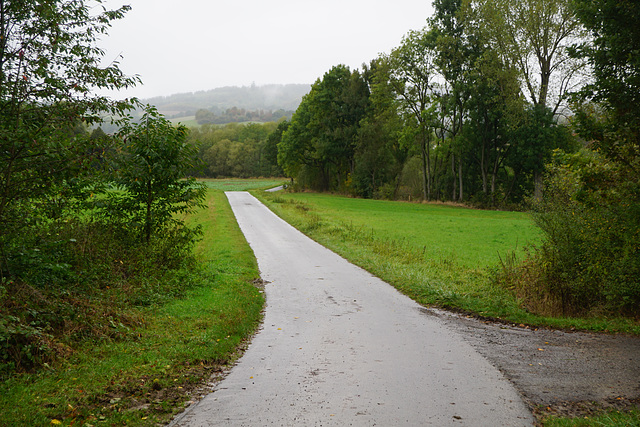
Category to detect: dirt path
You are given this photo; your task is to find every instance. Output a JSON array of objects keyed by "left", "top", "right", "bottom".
[
  {"left": 431, "top": 309, "right": 640, "bottom": 420},
  {"left": 170, "top": 192, "right": 533, "bottom": 426}
]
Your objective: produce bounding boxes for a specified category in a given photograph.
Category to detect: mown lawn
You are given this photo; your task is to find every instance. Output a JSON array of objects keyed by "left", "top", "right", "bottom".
[{"left": 269, "top": 193, "right": 539, "bottom": 268}]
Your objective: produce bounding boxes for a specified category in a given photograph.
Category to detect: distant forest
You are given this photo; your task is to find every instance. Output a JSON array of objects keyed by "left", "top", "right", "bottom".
[{"left": 143, "top": 83, "right": 310, "bottom": 120}]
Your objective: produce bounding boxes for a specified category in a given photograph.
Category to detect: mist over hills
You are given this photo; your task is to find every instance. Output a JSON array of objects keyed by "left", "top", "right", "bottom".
[{"left": 142, "top": 84, "right": 311, "bottom": 119}]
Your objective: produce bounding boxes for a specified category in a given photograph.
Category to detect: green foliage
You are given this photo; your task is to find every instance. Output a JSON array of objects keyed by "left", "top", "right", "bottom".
[
  {"left": 108, "top": 106, "right": 206, "bottom": 244},
  {"left": 0, "top": 190, "right": 265, "bottom": 425},
  {"left": 352, "top": 59, "right": 408, "bottom": 199},
  {"left": 499, "top": 0, "right": 640, "bottom": 318},
  {"left": 274, "top": 2, "right": 581, "bottom": 207},
  {"left": 278, "top": 65, "right": 370, "bottom": 191},
  {"left": 195, "top": 106, "right": 292, "bottom": 124},
  {"left": 388, "top": 29, "right": 439, "bottom": 200},
  {"left": 468, "top": 0, "right": 586, "bottom": 113},
  {"left": 573, "top": 0, "right": 640, "bottom": 135},
  {"left": 190, "top": 121, "right": 281, "bottom": 178},
  {"left": 0, "top": 0, "right": 138, "bottom": 263},
  {"left": 503, "top": 149, "right": 640, "bottom": 316}
]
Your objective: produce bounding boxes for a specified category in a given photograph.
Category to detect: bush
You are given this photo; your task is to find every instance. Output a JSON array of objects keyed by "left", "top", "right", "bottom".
[
  {"left": 0, "top": 213, "right": 204, "bottom": 379},
  {"left": 503, "top": 149, "right": 640, "bottom": 317}
]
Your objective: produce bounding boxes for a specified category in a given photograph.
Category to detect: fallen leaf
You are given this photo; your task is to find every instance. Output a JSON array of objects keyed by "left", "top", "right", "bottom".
[{"left": 51, "top": 421, "right": 62, "bottom": 425}]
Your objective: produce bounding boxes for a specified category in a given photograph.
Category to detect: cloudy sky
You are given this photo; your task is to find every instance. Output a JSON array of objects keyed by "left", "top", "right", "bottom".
[{"left": 98, "top": 0, "right": 434, "bottom": 100}]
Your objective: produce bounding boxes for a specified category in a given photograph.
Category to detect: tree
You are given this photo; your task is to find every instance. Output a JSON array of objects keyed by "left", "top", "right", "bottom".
[
  {"left": 278, "top": 65, "right": 369, "bottom": 191},
  {"left": 110, "top": 107, "right": 206, "bottom": 244},
  {"left": 353, "top": 58, "right": 407, "bottom": 199},
  {"left": 468, "top": 0, "right": 586, "bottom": 113},
  {"left": 504, "top": 0, "right": 640, "bottom": 316},
  {"left": 572, "top": 0, "right": 640, "bottom": 157},
  {"left": 467, "top": 0, "right": 588, "bottom": 198},
  {"left": 461, "top": 49, "right": 525, "bottom": 203},
  {"left": 388, "top": 30, "right": 439, "bottom": 200},
  {"left": 0, "top": 0, "right": 138, "bottom": 271},
  {"left": 428, "top": 0, "right": 478, "bottom": 201}
]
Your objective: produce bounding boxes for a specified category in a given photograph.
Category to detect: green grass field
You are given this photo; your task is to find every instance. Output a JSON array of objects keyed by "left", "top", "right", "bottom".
[
  {"left": 254, "top": 191, "right": 639, "bottom": 335},
  {"left": 170, "top": 116, "right": 199, "bottom": 127},
  {"left": 200, "top": 178, "right": 285, "bottom": 192},
  {"left": 270, "top": 193, "right": 539, "bottom": 268}
]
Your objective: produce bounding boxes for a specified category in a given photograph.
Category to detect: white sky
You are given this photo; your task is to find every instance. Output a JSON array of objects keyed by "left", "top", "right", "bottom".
[{"left": 97, "top": 0, "right": 434, "bottom": 100}]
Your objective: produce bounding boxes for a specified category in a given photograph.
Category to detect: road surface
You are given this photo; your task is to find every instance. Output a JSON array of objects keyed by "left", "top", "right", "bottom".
[{"left": 170, "top": 191, "right": 534, "bottom": 426}]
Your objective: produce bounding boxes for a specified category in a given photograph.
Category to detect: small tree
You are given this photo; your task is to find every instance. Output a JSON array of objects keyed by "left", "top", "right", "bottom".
[{"left": 111, "top": 106, "right": 206, "bottom": 244}]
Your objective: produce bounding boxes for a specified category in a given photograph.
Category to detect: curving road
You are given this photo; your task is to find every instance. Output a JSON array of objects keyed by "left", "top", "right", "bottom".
[{"left": 170, "top": 192, "right": 534, "bottom": 426}]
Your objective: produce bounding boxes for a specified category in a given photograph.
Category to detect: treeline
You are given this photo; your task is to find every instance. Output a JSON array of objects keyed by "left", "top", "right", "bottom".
[
  {"left": 194, "top": 107, "right": 293, "bottom": 125},
  {"left": 189, "top": 122, "right": 284, "bottom": 178},
  {"left": 271, "top": 0, "right": 583, "bottom": 207}
]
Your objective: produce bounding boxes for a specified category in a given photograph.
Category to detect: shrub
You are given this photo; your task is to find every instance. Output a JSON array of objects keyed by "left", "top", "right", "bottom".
[{"left": 503, "top": 149, "right": 640, "bottom": 316}]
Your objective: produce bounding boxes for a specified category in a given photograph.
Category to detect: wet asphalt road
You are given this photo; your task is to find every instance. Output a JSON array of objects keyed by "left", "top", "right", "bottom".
[{"left": 170, "top": 192, "right": 534, "bottom": 426}]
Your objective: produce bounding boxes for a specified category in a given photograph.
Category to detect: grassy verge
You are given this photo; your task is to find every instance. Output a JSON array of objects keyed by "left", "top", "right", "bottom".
[
  {"left": 0, "top": 189, "right": 264, "bottom": 426},
  {"left": 253, "top": 191, "right": 640, "bottom": 335},
  {"left": 542, "top": 409, "right": 640, "bottom": 426}
]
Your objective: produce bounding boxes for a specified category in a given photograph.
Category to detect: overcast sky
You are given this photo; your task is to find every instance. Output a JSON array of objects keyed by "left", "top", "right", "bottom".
[{"left": 98, "top": 0, "right": 435, "bottom": 100}]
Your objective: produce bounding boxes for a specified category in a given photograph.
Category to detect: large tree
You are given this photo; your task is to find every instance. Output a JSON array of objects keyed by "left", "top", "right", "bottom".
[
  {"left": 0, "top": 0, "right": 138, "bottom": 267},
  {"left": 467, "top": 0, "right": 586, "bottom": 113},
  {"left": 428, "top": 0, "right": 479, "bottom": 201},
  {"left": 506, "top": 0, "right": 640, "bottom": 315},
  {"left": 466, "top": 0, "right": 587, "bottom": 198},
  {"left": 353, "top": 58, "right": 407, "bottom": 199},
  {"left": 388, "top": 30, "right": 439, "bottom": 201},
  {"left": 278, "top": 65, "right": 369, "bottom": 191}
]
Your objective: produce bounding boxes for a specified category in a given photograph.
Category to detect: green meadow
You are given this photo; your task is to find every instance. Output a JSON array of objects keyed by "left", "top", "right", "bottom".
[
  {"left": 269, "top": 193, "right": 539, "bottom": 268},
  {"left": 255, "top": 191, "right": 639, "bottom": 334},
  {"left": 200, "top": 178, "right": 285, "bottom": 192}
]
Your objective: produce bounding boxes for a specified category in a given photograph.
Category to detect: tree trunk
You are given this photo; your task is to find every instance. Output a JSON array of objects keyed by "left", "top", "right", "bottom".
[
  {"left": 421, "top": 140, "right": 428, "bottom": 201},
  {"left": 534, "top": 170, "right": 543, "bottom": 200},
  {"left": 451, "top": 152, "right": 457, "bottom": 201},
  {"left": 145, "top": 181, "right": 152, "bottom": 244},
  {"left": 480, "top": 142, "right": 488, "bottom": 194},
  {"left": 458, "top": 160, "right": 464, "bottom": 202}
]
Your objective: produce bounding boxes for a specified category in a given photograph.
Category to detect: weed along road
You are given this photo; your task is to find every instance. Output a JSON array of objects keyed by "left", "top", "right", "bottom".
[{"left": 170, "top": 192, "right": 534, "bottom": 426}]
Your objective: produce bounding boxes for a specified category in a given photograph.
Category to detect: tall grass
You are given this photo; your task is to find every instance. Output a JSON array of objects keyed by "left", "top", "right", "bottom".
[{"left": 256, "top": 191, "right": 640, "bottom": 334}]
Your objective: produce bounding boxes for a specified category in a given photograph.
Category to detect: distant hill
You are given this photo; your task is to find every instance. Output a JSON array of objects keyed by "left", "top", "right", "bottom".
[{"left": 141, "top": 84, "right": 311, "bottom": 119}]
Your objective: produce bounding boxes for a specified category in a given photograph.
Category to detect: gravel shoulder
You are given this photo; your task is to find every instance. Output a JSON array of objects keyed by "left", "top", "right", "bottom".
[{"left": 428, "top": 308, "right": 640, "bottom": 420}]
